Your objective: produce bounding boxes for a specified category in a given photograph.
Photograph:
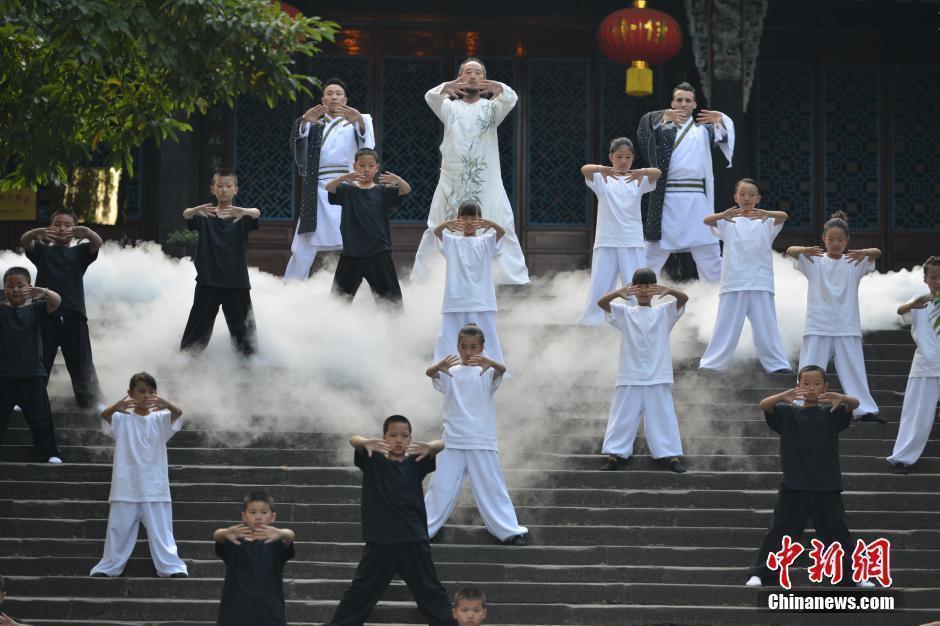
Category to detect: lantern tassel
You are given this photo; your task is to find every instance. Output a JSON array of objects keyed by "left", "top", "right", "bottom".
[{"left": 626, "top": 60, "right": 652, "bottom": 96}]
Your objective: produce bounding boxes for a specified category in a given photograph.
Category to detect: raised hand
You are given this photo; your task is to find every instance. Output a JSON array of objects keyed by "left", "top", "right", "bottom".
[
  {"left": 223, "top": 523, "right": 253, "bottom": 545},
  {"left": 781, "top": 387, "right": 802, "bottom": 403},
  {"left": 188, "top": 203, "right": 216, "bottom": 218},
  {"left": 644, "top": 284, "right": 670, "bottom": 299},
  {"left": 818, "top": 391, "right": 847, "bottom": 412},
  {"left": 143, "top": 395, "right": 171, "bottom": 411},
  {"left": 377, "top": 171, "right": 403, "bottom": 186},
  {"left": 26, "top": 286, "right": 48, "bottom": 301},
  {"left": 476, "top": 218, "right": 497, "bottom": 232},
  {"left": 253, "top": 525, "right": 284, "bottom": 544},
  {"left": 362, "top": 438, "right": 391, "bottom": 458},
  {"left": 302, "top": 104, "right": 328, "bottom": 125},
  {"left": 435, "top": 354, "right": 461, "bottom": 377},
  {"left": 336, "top": 105, "right": 363, "bottom": 127},
  {"left": 596, "top": 165, "right": 625, "bottom": 181},
  {"left": 696, "top": 109, "right": 724, "bottom": 126},
  {"left": 112, "top": 396, "right": 137, "bottom": 413},
  {"left": 909, "top": 294, "right": 934, "bottom": 310},
  {"left": 722, "top": 206, "right": 744, "bottom": 222},
  {"left": 466, "top": 354, "right": 494, "bottom": 373},
  {"left": 623, "top": 169, "right": 648, "bottom": 183},
  {"left": 845, "top": 249, "right": 872, "bottom": 265},
  {"left": 742, "top": 208, "right": 770, "bottom": 221},
  {"left": 798, "top": 246, "right": 826, "bottom": 261},
  {"left": 662, "top": 109, "right": 690, "bottom": 126},
  {"left": 477, "top": 80, "right": 503, "bottom": 98},
  {"left": 443, "top": 80, "right": 472, "bottom": 97},
  {"left": 622, "top": 283, "right": 643, "bottom": 299},
  {"left": 405, "top": 441, "right": 434, "bottom": 461}
]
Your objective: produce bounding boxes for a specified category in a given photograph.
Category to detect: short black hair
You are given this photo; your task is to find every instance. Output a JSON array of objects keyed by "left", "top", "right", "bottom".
[
  {"left": 458, "top": 323, "right": 485, "bottom": 345},
  {"left": 128, "top": 371, "right": 157, "bottom": 392},
  {"left": 322, "top": 77, "right": 348, "bottom": 95},
  {"left": 921, "top": 256, "right": 940, "bottom": 276},
  {"left": 243, "top": 491, "right": 275, "bottom": 511},
  {"left": 454, "top": 586, "right": 486, "bottom": 608},
  {"left": 458, "top": 202, "right": 481, "bottom": 218},
  {"left": 51, "top": 209, "right": 77, "bottom": 223},
  {"left": 3, "top": 266, "right": 31, "bottom": 284},
  {"left": 608, "top": 137, "right": 634, "bottom": 154},
  {"left": 383, "top": 414, "right": 411, "bottom": 435},
  {"left": 631, "top": 268, "right": 657, "bottom": 286},
  {"left": 797, "top": 364, "right": 827, "bottom": 384},
  {"left": 212, "top": 168, "right": 238, "bottom": 185},
  {"left": 734, "top": 177, "right": 761, "bottom": 193},
  {"left": 354, "top": 147, "right": 379, "bottom": 163},
  {"left": 672, "top": 81, "right": 696, "bottom": 99}
]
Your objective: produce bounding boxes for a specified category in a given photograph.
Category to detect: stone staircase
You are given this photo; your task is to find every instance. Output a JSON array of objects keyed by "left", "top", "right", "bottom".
[{"left": 1, "top": 327, "right": 938, "bottom": 625}]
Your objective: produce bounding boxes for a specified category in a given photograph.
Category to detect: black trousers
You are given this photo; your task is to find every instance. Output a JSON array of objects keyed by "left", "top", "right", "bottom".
[
  {"left": 749, "top": 488, "right": 855, "bottom": 584},
  {"left": 332, "top": 252, "right": 403, "bottom": 307},
  {"left": 324, "top": 542, "right": 457, "bottom": 626},
  {"left": 0, "top": 377, "right": 60, "bottom": 460},
  {"left": 42, "top": 313, "right": 102, "bottom": 408},
  {"left": 180, "top": 285, "right": 256, "bottom": 356}
]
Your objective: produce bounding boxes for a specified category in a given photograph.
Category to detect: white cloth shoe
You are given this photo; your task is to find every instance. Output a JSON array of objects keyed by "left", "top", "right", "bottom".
[
  {"left": 745, "top": 575, "right": 762, "bottom": 587},
  {"left": 47, "top": 456, "right": 63, "bottom": 464}
]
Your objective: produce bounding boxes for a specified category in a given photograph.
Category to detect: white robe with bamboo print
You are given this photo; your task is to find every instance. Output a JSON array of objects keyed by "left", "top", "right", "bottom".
[{"left": 411, "top": 82, "right": 530, "bottom": 284}]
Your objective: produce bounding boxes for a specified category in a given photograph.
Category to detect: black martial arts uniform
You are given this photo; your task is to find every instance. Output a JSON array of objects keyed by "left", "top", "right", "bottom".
[
  {"left": 180, "top": 214, "right": 258, "bottom": 356},
  {"left": 324, "top": 448, "right": 457, "bottom": 626},
  {"left": 748, "top": 402, "right": 856, "bottom": 585},
  {"left": 328, "top": 183, "right": 404, "bottom": 306},
  {"left": 0, "top": 301, "right": 61, "bottom": 460},
  {"left": 26, "top": 241, "right": 103, "bottom": 408},
  {"left": 215, "top": 537, "right": 295, "bottom": 626}
]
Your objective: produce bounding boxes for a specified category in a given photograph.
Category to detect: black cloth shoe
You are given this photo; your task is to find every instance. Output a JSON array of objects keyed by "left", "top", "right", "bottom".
[
  {"left": 502, "top": 533, "right": 529, "bottom": 546},
  {"left": 90, "top": 572, "right": 110, "bottom": 577},
  {"left": 893, "top": 462, "right": 912, "bottom": 475},
  {"left": 169, "top": 572, "right": 189, "bottom": 578},
  {"left": 856, "top": 413, "right": 887, "bottom": 424},
  {"left": 772, "top": 368, "right": 794, "bottom": 374},
  {"left": 600, "top": 456, "right": 630, "bottom": 471},
  {"left": 668, "top": 458, "right": 687, "bottom": 473}
]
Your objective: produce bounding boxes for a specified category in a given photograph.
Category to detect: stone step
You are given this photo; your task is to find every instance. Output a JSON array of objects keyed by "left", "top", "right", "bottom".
[
  {"left": 4, "top": 482, "right": 936, "bottom": 511},
  {"left": 3, "top": 595, "right": 932, "bottom": 624},
  {"left": 3, "top": 517, "right": 938, "bottom": 549},
  {"left": 4, "top": 500, "right": 938, "bottom": 529},
  {"left": 2, "top": 446, "right": 935, "bottom": 472},
  {"left": 5, "top": 539, "right": 937, "bottom": 569},
  {"left": 6, "top": 557, "right": 940, "bottom": 586}
]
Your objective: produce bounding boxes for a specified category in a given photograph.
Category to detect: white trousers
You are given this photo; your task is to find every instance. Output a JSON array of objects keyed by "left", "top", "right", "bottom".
[
  {"left": 799, "top": 335, "right": 879, "bottom": 417},
  {"left": 645, "top": 240, "right": 722, "bottom": 282},
  {"left": 576, "top": 247, "right": 646, "bottom": 326},
  {"left": 425, "top": 448, "right": 527, "bottom": 541},
  {"left": 603, "top": 384, "right": 683, "bottom": 459},
  {"left": 90, "top": 501, "right": 187, "bottom": 577},
  {"left": 434, "top": 311, "right": 504, "bottom": 365},
  {"left": 888, "top": 376, "right": 939, "bottom": 466},
  {"left": 699, "top": 291, "right": 791, "bottom": 373}
]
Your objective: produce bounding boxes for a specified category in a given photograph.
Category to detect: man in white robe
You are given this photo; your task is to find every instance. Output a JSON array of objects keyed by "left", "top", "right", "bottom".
[
  {"left": 637, "top": 82, "right": 735, "bottom": 282},
  {"left": 284, "top": 78, "right": 375, "bottom": 280},
  {"left": 411, "top": 59, "right": 529, "bottom": 284}
]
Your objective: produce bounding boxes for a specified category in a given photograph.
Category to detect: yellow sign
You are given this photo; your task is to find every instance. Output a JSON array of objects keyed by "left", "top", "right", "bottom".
[{"left": 0, "top": 189, "right": 37, "bottom": 221}]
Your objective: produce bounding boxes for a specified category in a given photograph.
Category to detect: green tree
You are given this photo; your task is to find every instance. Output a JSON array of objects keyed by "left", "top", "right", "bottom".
[{"left": 0, "top": 0, "right": 338, "bottom": 190}]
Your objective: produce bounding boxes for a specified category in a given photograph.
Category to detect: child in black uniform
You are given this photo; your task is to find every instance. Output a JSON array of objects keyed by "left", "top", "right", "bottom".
[
  {"left": 180, "top": 168, "right": 261, "bottom": 356},
  {"left": 324, "top": 148, "right": 411, "bottom": 306},
  {"left": 746, "top": 365, "right": 873, "bottom": 587},
  {"left": 0, "top": 267, "right": 63, "bottom": 462},
  {"left": 325, "top": 415, "right": 457, "bottom": 626},
  {"left": 213, "top": 492, "right": 295, "bottom": 626},
  {"left": 21, "top": 210, "right": 104, "bottom": 410}
]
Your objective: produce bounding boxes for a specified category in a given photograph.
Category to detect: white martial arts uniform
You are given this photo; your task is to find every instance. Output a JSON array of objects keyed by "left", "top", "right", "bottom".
[
  {"left": 284, "top": 114, "right": 376, "bottom": 280},
  {"left": 577, "top": 172, "right": 656, "bottom": 325},
  {"left": 603, "top": 300, "right": 684, "bottom": 459},
  {"left": 698, "top": 218, "right": 790, "bottom": 372},
  {"left": 90, "top": 410, "right": 187, "bottom": 577},
  {"left": 888, "top": 299, "right": 940, "bottom": 466},
  {"left": 644, "top": 115, "right": 735, "bottom": 283},
  {"left": 434, "top": 230, "right": 504, "bottom": 364},
  {"left": 424, "top": 365, "right": 526, "bottom": 541},
  {"left": 795, "top": 255, "right": 879, "bottom": 417},
  {"left": 411, "top": 83, "right": 529, "bottom": 285}
]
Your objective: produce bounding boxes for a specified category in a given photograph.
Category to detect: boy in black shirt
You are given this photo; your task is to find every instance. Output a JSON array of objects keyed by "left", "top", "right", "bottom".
[
  {"left": 324, "top": 148, "right": 411, "bottom": 307},
  {"left": 0, "top": 267, "right": 63, "bottom": 462},
  {"left": 746, "top": 365, "right": 867, "bottom": 587},
  {"left": 21, "top": 210, "right": 104, "bottom": 410},
  {"left": 180, "top": 169, "right": 261, "bottom": 356},
  {"left": 213, "top": 492, "right": 295, "bottom": 626},
  {"left": 325, "top": 415, "right": 457, "bottom": 626}
]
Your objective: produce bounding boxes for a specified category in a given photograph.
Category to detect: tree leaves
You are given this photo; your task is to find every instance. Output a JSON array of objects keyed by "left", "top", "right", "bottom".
[{"left": 0, "top": 0, "right": 339, "bottom": 189}]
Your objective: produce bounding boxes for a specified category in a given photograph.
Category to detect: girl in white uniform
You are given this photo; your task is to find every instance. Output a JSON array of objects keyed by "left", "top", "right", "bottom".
[
  {"left": 787, "top": 211, "right": 882, "bottom": 421},
  {"left": 424, "top": 324, "right": 528, "bottom": 545},
  {"left": 698, "top": 179, "right": 791, "bottom": 373},
  {"left": 432, "top": 202, "right": 505, "bottom": 365},
  {"left": 888, "top": 256, "right": 940, "bottom": 473},
  {"left": 576, "top": 138, "right": 660, "bottom": 325},
  {"left": 91, "top": 372, "right": 188, "bottom": 577}
]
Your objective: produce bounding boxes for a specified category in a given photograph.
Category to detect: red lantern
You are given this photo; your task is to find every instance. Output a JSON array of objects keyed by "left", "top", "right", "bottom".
[{"left": 597, "top": 0, "right": 682, "bottom": 96}]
